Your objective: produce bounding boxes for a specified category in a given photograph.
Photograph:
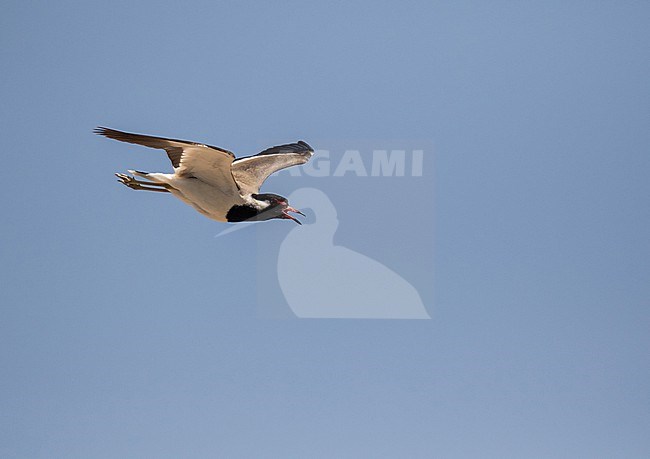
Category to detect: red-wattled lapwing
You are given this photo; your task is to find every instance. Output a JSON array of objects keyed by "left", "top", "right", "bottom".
[{"left": 95, "top": 127, "right": 313, "bottom": 224}]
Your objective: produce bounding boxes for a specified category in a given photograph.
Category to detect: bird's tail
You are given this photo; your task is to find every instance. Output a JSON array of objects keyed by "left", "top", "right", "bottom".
[{"left": 128, "top": 169, "right": 151, "bottom": 178}]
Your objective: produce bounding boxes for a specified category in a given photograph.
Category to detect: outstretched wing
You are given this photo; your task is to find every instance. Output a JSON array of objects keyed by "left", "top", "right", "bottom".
[
  {"left": 95, "top": 127, "right": 239, "bottom": 191},
  {"left": 230, "top": 141, "right": 314, "bottom": 194},
  {"left": 94, "top": 127, "right": 235, "bottom": 168}
]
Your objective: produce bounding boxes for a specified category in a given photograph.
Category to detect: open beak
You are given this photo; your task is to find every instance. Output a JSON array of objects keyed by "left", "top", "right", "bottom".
[
  {"left": 282, "top": 206, "right": 305, "bottom": 225},
  {"left": 286, "top": 206, "right": 305, "bottom": 217}
]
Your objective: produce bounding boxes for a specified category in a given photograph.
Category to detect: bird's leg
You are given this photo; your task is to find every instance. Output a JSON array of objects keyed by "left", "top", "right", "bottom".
[{"left": 115, "top": 173, "right": 171, "bottom": 193}]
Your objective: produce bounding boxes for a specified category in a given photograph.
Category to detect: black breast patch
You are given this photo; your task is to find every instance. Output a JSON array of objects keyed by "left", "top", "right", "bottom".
[{"left": 226, "top": 204, "right": 259, "bottom": 222}]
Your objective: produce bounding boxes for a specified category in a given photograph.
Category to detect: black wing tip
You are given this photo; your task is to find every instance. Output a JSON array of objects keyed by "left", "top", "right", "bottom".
[
  {"left": 257, "top": 140, "right": 314, "bottom": 156},
  {"left": 297, "top": 140, "right": 314, "bottom": 152},
  {"left": 94, "top": 126, "right": 123, "bottom": 138}
]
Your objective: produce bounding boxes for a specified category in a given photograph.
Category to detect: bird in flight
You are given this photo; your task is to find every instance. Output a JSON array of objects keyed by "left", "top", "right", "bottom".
[{"left": 95, "top": 127, "right": 313, "bottom": 224}]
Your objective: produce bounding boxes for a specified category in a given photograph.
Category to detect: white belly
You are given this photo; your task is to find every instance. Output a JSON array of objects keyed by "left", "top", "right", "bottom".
[{"left": 162, "top": 174, "right": 245, "bottom": 222}]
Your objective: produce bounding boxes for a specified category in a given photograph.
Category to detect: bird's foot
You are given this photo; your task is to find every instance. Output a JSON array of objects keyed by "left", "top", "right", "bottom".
[
  {"left": 115, "top": 173, "right": 143, "bottom": 190},
  {"left": 115, "top": 173, "right": 171, "bottom": 193}
]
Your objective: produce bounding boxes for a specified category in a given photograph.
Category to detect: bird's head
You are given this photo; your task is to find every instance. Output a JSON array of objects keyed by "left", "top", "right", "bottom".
[{"left": 253, "top": 193, "right": 305, "bottom": 224}]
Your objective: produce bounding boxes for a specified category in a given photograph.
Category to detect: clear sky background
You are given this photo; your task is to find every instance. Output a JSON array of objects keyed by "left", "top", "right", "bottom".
[{"left": 1, "top": 1, "right": 649, "bottom": 457}]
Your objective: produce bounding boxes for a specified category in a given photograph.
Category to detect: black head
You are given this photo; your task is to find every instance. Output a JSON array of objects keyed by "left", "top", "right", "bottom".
[
  {"left": 254, "top": 193, "right": 305, "bottom": 224},
  {"left": 226, "top": 193, "right": 305, "bottom": 224}
]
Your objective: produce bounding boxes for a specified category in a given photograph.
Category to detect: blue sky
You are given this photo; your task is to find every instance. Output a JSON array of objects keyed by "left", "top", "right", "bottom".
[{"left": 1, "top": 1, "right": 649, "bottom": 457}]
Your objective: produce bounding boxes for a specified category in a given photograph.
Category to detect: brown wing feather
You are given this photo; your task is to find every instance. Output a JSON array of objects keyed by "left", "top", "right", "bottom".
[
  {"left": 94, "top": 127, "right": 235, "bottom": 168},
  {"left": 231, "top": 141, "right": 313, "bottom": 194}
]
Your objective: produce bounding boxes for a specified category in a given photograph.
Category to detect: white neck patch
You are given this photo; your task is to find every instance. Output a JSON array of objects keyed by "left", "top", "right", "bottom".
[{"left": 243, "top": 194, "right": 271, "bottom": 211}]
